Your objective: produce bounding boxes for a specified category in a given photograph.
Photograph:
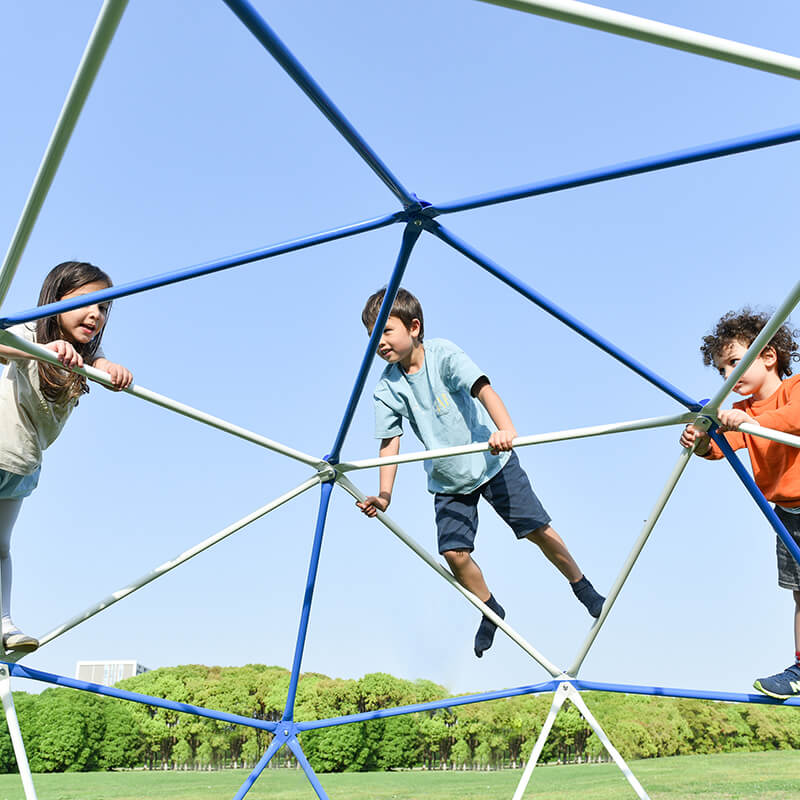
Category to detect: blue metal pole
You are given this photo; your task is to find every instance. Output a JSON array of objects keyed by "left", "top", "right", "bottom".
[
  {"left": 0, "top": 211, "right": 401, "bottom": 328},
  {"left": 327, "top": 221, "right": 423, "bottom": 463},
  {"left": 220, "top": 0, "right": 417, "bottom": 209},
  {"left": 574, "top": 678, "right": 800, "bottom": 706},
  {"left": 283, "top": 481, "right": 334, "bottom": 721},
  {"left": 296, "top": 679, "right": 559, "bottom": 731},
  {"left": 286, "top": 737, "right": 331, "bottom": 800},
  {"left": 429, "top": 220, "right": 700, "bottom": 411},
  {"left": 232, "top": 733, "right": 286, "bottom": 800},
  {"left": 432, "top": 123, "right": 800, "bottom": 216},
  {"left": 711, "top": 430, "right": 800, "bottom": 566},
  {"left": 6, "top": 662, "right": 277, "bottom": 731}
]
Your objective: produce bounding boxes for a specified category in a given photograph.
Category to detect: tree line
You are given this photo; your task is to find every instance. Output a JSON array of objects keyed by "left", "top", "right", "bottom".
[{"left": 0, "top": 664, "right": 798, "bottom": 772}]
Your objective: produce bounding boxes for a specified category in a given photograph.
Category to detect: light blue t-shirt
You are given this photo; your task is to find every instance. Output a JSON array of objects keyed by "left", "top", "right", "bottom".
[{"left": 373, "top": 338, "right": 509, "bottom": 494}]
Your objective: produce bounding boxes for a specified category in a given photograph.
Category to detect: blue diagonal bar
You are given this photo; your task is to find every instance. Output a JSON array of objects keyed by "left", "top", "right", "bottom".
[
  {"left": 327, "top": 222, "right": 423, "bottom": 463},
  {"left": 0, "top": 211, "right": 401, "bottom": 327},
  {"left": 6, "top": 662, "right": 278, "bottom": 731},
  {"left": 429, "top": 220, "right": 700, "bottom": 410},
  {"left": 711, "top": 430, "right": 800, "bottom": 566},
  {"left": 296, "top": 679, "right": 559, "bottom": 731},
  {"left": 221, "top": 0, "right": 417, "bottom": 209},
  {"left": 432, "top": 123, "right": 800, "bottom": 216},
  {"left": 574, "top": 679, "right": 800, "bottom": 706},
  {"left": 286, "top": 737, "right": 330, "bottom": 800},
  {"left": 283, "top": 481, "right": 334, "bottom": 721},
  {"left": 233, "top": 734, "right": 287, "bottom": 800}
]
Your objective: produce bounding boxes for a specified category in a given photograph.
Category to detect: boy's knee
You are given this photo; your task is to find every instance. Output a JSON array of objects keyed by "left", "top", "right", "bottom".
[
  {"left": 525, "top": 524, "right": 551, "bottom": 543},
  {"left": 443, "top": 549, "right": 471, "bottom": 568}
]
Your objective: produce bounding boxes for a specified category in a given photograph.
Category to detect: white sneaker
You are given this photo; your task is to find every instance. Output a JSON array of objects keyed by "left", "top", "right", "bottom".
[{"left": 2, "top": 628, "right": 38, "bottom": 653}]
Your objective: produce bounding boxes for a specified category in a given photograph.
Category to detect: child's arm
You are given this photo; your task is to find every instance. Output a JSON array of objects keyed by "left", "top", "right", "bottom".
[
  {"left": 356, "top": 436, "right": 400, "bottom": 517},
  {"left": 0, "top": 337, "right": 132, "bottom": 392},
  {"left": 91, "top": 357, "right": 133, "bottom": 391},
  {"left": 472, "top": 376, "right": 517, "bottom": 455},
  {"left": 0, "top": 339, "right": 84, "bottom": 369}
]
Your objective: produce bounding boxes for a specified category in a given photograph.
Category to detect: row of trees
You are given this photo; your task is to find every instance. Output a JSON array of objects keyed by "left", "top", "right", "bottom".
[{"left": 0, "top": 664, "right": 798, "bottom": 772}]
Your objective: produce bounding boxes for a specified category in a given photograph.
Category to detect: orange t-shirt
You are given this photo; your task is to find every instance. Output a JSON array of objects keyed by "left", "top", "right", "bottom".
[{"left": 706, "top": 373, "right": 800, "bottom": 507}]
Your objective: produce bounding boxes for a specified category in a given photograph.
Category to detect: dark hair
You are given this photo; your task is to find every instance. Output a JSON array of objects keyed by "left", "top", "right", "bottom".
[
  {"left": 361, "top": 287, "right": 424, "bottom": 342},
  {"left": 36, "top": 261, "right": 112, "bottom": 404},
  {"left": 701, "top": 308, "right": 799, "bottom": 378}
]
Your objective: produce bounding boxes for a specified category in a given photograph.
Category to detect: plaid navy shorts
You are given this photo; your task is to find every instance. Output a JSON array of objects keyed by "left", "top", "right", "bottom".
[
  {"left": 775, "top": 506, "right": 800, "bottom": 591},
  {"left": 433, "top": 451, "right": 551, "bottom": 554}
]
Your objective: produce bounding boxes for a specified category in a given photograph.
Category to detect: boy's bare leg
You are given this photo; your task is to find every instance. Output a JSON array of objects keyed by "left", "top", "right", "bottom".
[
  {"left": 526, "top": 525, "right": 605, "bottom": 618},
  {"left": 443, "top": 549, "right": 490, "bottom": 601},
  {"left": 444, "top": 549, "right": 505, "bottom": 658},
  {"left": 794, "top": 590, "right": 800, "bottom": 652},
  {"left": 525, "top": 525, "right": 582, "bottom": 582}
]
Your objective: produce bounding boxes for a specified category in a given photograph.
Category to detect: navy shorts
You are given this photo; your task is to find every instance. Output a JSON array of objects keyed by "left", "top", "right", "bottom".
[
  {"left": 434, "top": 451, "right": 551, "bottom": 554},
  {"left": 775, "top": 506, "right": 800, "bottom": 590}
]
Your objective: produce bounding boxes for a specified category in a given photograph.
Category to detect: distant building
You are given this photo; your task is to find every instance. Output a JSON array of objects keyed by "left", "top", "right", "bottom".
[{"left": 75, "top": 660, "right": 149, "bottom": 687}]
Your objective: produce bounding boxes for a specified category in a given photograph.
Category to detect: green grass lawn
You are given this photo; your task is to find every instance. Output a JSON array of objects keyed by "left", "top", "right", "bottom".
[{"left": 0, "top": 750, "right": 796, "bottom": 800}]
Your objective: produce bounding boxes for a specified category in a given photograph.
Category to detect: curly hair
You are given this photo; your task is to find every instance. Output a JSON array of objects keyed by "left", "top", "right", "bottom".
[
  {"left": 700, "top": 308, "right": 799, "bottom": 378},
  {"left": 361, "top": 287, "right": 424, "bottom": 342}
]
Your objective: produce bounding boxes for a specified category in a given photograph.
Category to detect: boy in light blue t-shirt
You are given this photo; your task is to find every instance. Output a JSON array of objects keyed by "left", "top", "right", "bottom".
[{"left": 357, "top": 288, "right": 604, "bottom": 657}]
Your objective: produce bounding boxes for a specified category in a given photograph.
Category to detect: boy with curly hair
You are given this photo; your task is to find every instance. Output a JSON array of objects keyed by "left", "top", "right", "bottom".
[
  {"left": 357, "top": 287, "right": 604, "bottom": 658},
  {"left": 681, "top": 308, "right": 800, "bottom": 698}
]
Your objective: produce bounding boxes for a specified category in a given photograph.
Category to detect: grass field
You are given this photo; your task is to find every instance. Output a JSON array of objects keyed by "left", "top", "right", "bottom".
[{"left": 0, "top": 750, "right": 796, "bottom": 799}]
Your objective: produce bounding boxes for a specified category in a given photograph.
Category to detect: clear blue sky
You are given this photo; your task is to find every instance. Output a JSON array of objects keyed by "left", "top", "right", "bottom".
[{"left": 1, "top": 1, "right": 799, "bottom": 700}]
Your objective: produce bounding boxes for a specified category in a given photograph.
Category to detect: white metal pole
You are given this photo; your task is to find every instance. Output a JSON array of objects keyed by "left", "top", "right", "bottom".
[
  {"left": 0, "top": 665, "right": 37, "bottom": 799},
  {"left": 511, "top": 684, "right": 568, "bottom": 800},
  {"left": 568, "top": 446, "right": 694, "bottom": 676},
  {"left": 337, "top": 412, "right": 693, "bottom": 473},
  {"left": 704, "top": 279, "right": 800, "bottom": 414},
  {"left": 566, "top": 685, "right": 650, "bottom": 800},
  {"left": 737, "top": 422, "right": 800, "bottom": 450},
  {"left": 0, "top": 0, "right": 129, "bottom": 307},
  {"left": 335, "top": 474, "right": 563, "bottom": 677},
  {"left": 512, "top": 682, "right": 651, "bottom": 799},
  {"left": 28, "top": 476, "right": 320, "bottom": 653},
  {"left": 473, "top": 0, "right": 800, "bottom": 80},
  {"left": 0, "top": 329, "right": 324, "bottom": 469}
]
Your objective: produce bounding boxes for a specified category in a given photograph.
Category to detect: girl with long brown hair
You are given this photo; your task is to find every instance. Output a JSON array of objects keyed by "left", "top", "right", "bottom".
[{"left": 0, "top": 261, "right": 132, "bottom": 651}]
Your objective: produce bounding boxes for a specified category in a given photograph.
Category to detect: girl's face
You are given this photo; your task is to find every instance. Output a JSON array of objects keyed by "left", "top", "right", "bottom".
[{"left": 56, "top": 280, "right": 110, "bottom": 345}]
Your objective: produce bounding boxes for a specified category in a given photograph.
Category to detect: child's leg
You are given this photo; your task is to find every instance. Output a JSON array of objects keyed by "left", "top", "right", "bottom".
[
  {"left": 442, "top": 549, "right": 505, "bottom": 658},
  {"left": 526, "top": 526, "right": 604, "bottom": 617},
  {"left": 753, "top": 588, "right": 800, "bottom": 698},
  {"left": 0, "top": 499, "right": 22, "bottom": 623},
  {"left": 435, "top": 483, "right": 507, "bottom": 658},
  {"left": 524, "top": 524, "right": 582, "bottom": 582},
  {"left": 443, "top": 549, "right": 490, "bottom": 601},
  {"left": 480, "top": 453, "right": 605, "bottom": 618},
  {"left": 753, "top": 515, "right": 800, "bottom": 698}
]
